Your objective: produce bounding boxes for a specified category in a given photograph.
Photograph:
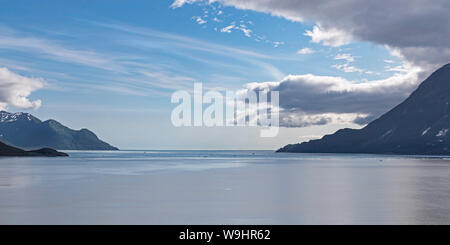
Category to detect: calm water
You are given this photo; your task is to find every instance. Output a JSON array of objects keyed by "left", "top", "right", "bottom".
[{"left": 1, "top": 150, "right": 450, "bottom": 224}]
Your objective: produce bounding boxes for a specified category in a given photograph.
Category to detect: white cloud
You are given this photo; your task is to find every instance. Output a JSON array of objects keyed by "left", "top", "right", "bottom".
[
  {"left": 304, "top": 24, "right": 353, "bottom": 47},
  {"left": 188, "top": 0, "right": 450, "bottom": 72},
  {"left": 237, "top": 24, "right": 252, "bottom": 37},
  {"left": 297, "top": 48, "right": 315, "bottom": 54},
  {"left": 332, "top": 53, "right": 363, "bottom": 73},
  {"left": 332, "top": 63, "right": 363, "bottom": 73},
  {"left": 170, "top": 0, "right": 200, "bottom": 8},
  {"left": 385, "top": 65, "right": 409, "bottom": 73},
  {"left": 334, "top": 53, "right": 355, "bottom": 62},
  {"left": 220, "top": 24, "right": 253, "bottom": 37},
  {"left": 241, "top": 62, "right": 422, "bottom": 127},
  {"left": 194, "top": 16, "right": 207, "bottom": 24},
  {"left": 220, "top": 25, "right": 235, "bottom": 33},
  {"left": 365, "top": 70, "right": 379, "bottom": 75},
  {"left": 272, "top": 41, "right": 284, "bottom": 48},
  {"left": 0, "top": 67, "right": 44, "bottom": 110},
  {"left": 168, "top": 0, "right": 450, "bottom": 130}
]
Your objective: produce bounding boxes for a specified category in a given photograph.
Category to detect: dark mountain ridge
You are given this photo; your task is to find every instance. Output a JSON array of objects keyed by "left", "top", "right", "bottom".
[
  {"left": 0, "top": 111, "right": 118, "bottom": 150},
  {"left": 0, "top": 141, "right": 68, "bottom": 157},
  {"left": 277, "top": 63, "right": 450, "bottom": 155}
]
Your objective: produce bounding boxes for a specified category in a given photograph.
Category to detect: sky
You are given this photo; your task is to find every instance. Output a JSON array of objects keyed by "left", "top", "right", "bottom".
[{"left": 0, "top": 0, "right": 449, "bottom": 150}]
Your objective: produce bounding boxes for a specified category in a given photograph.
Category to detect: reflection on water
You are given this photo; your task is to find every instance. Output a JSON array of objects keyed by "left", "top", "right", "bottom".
[{"left": 1, "top": 151, "right": 450, "bottom": 224}]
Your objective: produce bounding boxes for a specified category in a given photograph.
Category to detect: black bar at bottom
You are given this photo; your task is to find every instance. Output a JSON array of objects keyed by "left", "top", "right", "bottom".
[{"left": 0, "top": 225, "right": 448, "bottom": 244}]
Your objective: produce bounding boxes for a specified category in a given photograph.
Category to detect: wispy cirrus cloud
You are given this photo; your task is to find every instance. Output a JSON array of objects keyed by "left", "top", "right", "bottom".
[
  {"left": 0, "top": 28, "right": 119, "bottom": 72},
  {"left": 89, "top": 21, "right": 285, "bottom": 80},
  {"left": 0, "top": 20, "right": 286, "bottom": 98},
  {"left": 91, "top": 21, "right": 270, "bottom": 59}
]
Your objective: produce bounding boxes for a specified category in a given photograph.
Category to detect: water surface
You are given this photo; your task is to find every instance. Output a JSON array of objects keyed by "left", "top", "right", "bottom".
[{"left": 1, "top": 150, "right": 450, "bottom": 224}]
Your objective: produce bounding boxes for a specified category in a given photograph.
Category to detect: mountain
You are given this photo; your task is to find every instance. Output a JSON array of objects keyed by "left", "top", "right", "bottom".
[
  {"left": 0, "top": 141, "right": 68, "bottom": 157},
  {"left": 277, "top": 63, "right": 450, "bottom": 155},
  {"left": 0, "top": 111, "right": 118, "bottom": 150}
]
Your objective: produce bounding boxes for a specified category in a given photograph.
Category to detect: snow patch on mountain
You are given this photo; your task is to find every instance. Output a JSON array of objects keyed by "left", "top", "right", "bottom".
[
  {"left": 0, "top": 111, "right": 32, "bottom": 123},
  {"left": 436, "top": 129, "right": 449, "bottom": 137},
  {"left": 422, "top": 127, "right": 431, "bottom": 136}
]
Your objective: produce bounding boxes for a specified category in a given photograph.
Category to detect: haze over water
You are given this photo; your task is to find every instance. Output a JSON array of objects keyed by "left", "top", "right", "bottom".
[{"left": 1, "top": 151, "right": 450, "bottom": 224}]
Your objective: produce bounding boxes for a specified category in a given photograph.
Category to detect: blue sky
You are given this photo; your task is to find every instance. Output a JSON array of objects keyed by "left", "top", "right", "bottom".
[{"left": 0, "top": 0, "right": 426, "bottom": 149}]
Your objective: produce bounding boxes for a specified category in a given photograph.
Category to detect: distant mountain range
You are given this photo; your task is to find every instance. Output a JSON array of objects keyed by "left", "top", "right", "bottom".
[
  {"left": 277, "top": 63, "right": 450, "bottom": 155},
  {"left": 0, "top": 111, "right": 118, "bottom": 150}
]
